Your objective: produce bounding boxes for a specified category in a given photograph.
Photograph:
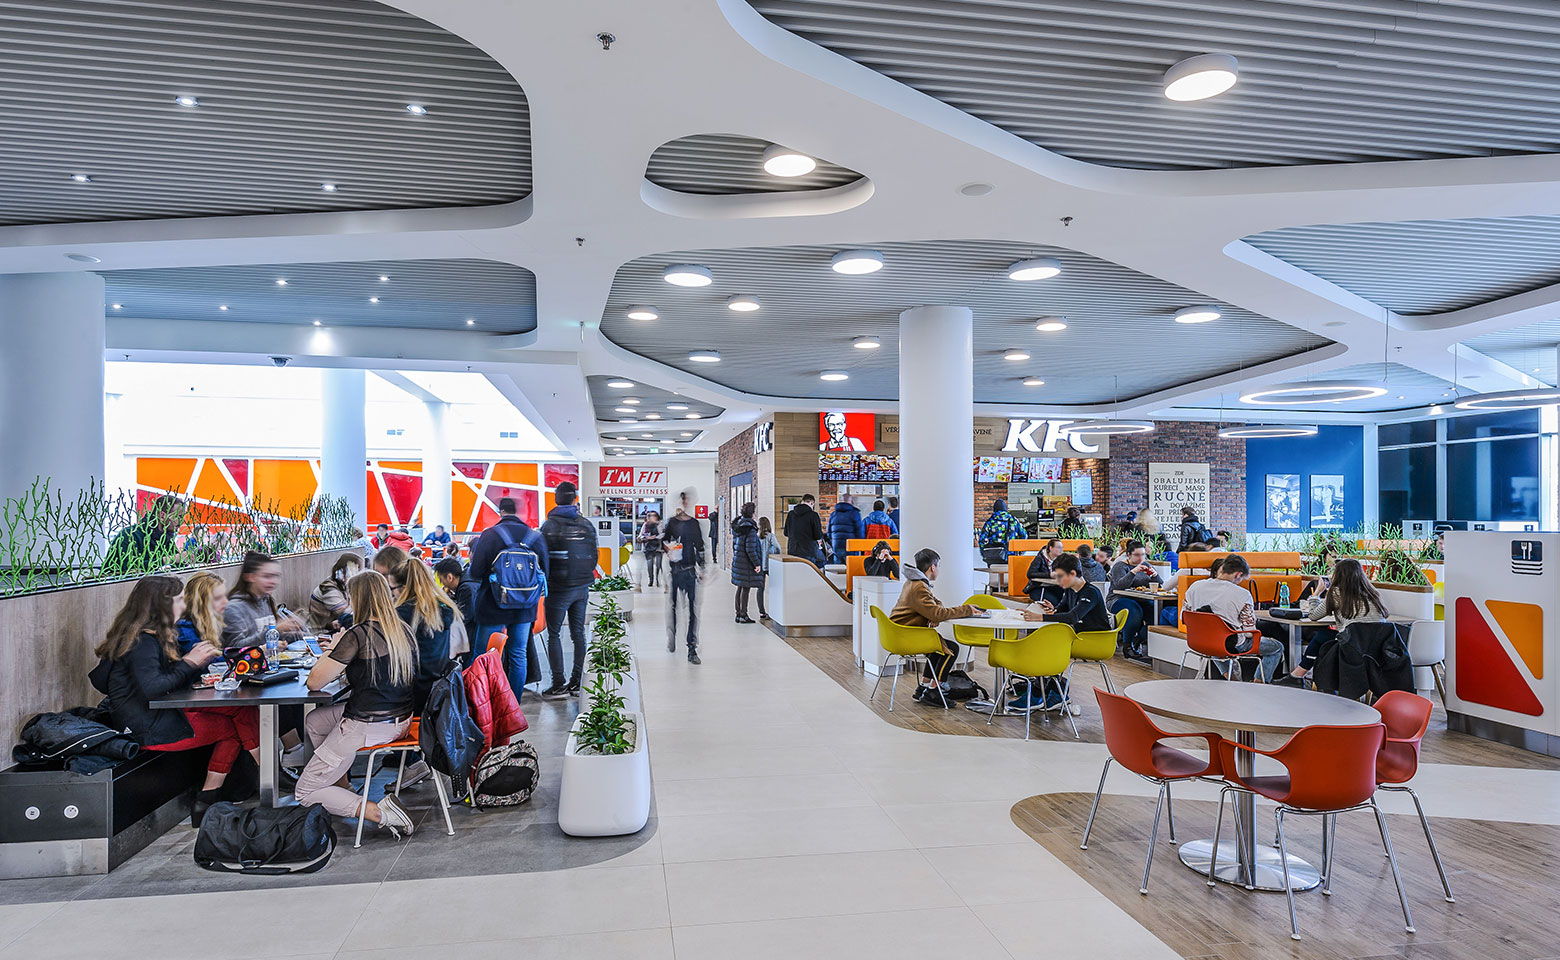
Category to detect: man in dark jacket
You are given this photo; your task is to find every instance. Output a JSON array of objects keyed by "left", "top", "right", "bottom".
[
  {"left": 827, "top": 496, "right": 865, "bottom": 562},
  {"left": 1108, "top": 539, "right": 1163, "bottom": 660},
  {"left": 1023, "top": 538, "right": 1067, "bottom": 604},
  {"left": 467, "top": 497, "right": 549, "bottom": 699},
  {"left": 1014, "top": 554, "right": 1110, "bottom": 711},
  {"left": 729, "top": 502, "right": 765, "bottom": 623},
  {"left": 663, "top": 488, "right": 706, "bottom": 663},
  {"left": 783, "top": 494, "right": 826, "bottom": 566},
  {"left": 540, "top": 481, "right": 598, "bottom": 698}
]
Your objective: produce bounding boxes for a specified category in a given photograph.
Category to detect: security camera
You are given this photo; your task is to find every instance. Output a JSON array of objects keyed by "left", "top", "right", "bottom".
[{"left": 270, "top": 356, "right": 291, "bottom": 367}]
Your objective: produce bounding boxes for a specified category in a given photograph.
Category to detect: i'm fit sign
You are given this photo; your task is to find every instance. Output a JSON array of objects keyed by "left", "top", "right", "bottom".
[{"left": 598, "top": 466, "right": 668, "bottom": 495}]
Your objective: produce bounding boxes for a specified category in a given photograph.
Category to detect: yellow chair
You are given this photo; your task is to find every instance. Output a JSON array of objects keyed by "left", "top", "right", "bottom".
[
  {"left": 988, "top": 623, "right": 1078, "bottom": 740},
  {"left": 1069, "top": 607, "right": 1128, "bottom": 696},
  {"left": 869, "top": 606, "right": 951, "bottom": 711},
  {"left": 951, "top": 593, "right": 1008, "bottom": 648}
]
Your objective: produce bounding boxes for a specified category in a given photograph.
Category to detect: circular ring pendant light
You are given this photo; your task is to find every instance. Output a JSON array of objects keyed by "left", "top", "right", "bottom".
[
  {"left": 1452, "top": 387, "right": 1560, "bottom": 411},
  {"left": 1056, "top": 419, "right": 1155, "bottom": 437},
  {"left": 1216, "top": 424, "right": 1320, "bottom": 439},
  {"left": 1239, "top": 380, "right": 1388, "bottom": 406}
]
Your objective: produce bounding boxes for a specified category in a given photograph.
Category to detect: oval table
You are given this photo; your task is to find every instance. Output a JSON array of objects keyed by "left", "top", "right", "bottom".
[
  {"left": 1125, "top": 679, "right": 1380, "bottom": 892},
  {"left": 945, "top": 610, "right": 1041, "bottom": 718}
]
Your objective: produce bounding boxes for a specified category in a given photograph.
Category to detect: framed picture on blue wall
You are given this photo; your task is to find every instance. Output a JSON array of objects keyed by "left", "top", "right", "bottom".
[
  {"left": 1310, "top": 474, "right": 1345, "bottom": 529},
  {"left": 1265, "top": 474, "right": 1301, "bottom": 529}
]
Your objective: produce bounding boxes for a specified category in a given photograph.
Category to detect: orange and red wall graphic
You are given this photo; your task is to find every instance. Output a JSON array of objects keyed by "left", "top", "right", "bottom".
[{"left": 1455, "top": 597, "right": 1545, "bottom": 716}]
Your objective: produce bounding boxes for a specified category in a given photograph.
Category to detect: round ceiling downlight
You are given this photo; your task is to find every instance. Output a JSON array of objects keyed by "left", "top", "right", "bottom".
[
  {"left": 1239, "top": 380, "right": 1389, "bottom": 406},
  {"left": 831, "top": 250, "right": 884, "bottom": 275},
  {"left": 1174, "top": 305, "right": 1221, "bottom": 324},
  {"left": 1163, "top": 54, "right": 1239, "bottom": 102},
  {"left": 1003, "top": 349, "right": 1030, "bottom": 361},
  {"left": 819, "top": 370, "right": 850, "bottom": 381},
  {"left": 1217, "top": 425, "right": 1321, "bottom": 439},
  {"left": 607, "top": 380, "right": 634, "bottom": 389},
  {"left": 760, "top": 144, "right": 817, "bottom": 178},
  {"left": 1022, "top": 377, "right": 1045, "bottom": 387},
  {"left": 853, "top": 336, "right": 881, "bottom": 350},
  {"left": 1007, "top": 257, "right": 1062, "bottom": 281},
  {"left": 663, "top": 265, "right": 713, "bottom": 287},
  {"left": 1452, "top": 387, "right": 1560, "bottom": 412},
  {"left": 727, "top": 295, "right": 761, "bottom": 312},
  {"left": 1057, "top": 420, "right": 1156, "bottom": 437},
  {"left": 688, "top": 350, "right": 720, "bottom": 363},
  {"left": 1035, "top": 318, "right": 1068, "bottom": 333},
  {"left": 626, "top": 305, "right": 658, "bottom": 320}
]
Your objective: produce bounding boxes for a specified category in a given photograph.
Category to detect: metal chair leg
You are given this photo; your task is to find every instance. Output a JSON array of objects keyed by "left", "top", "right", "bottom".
[
  {"left": 1141, "top": 782, "right": 1166, "bottom": 894},
  {"left": 1207, "top": 788, "right": 1227, "bottom": 887},
  {"left": 1276, "top": 809, "right": 1301, "bottom": 940},
  {"left": 933, "top": 662, "right": 951, "bottom": 710},
  {"left": 1060, "top": 680, "right": 1079, "bottom": 739},
  {"left": 1080, "top": 757, "right": 1112, "bottom": 850},
  {"left": 395, "top": 751, "right": 407, "bottom": 795},
  {"left": 887, "top": 655, "right": 902, "bottom": 711},
  {"left": 1322, "top": 813, "right": 1337, "bottom": 896},
  {"left": 1099, "top": 660, "right": 1116, "bottom": 694},
  {"left": 1178, "top": 651, "right": 1193, "bottom": 680},
  {"left": 868, "top": 655, "right": 889, "bottom": 703},
  {"left": 1165, "top": 781, "right": 1176, "bottom": 844},
  {"left": 1372, "top": 800, "right": 1417, "bottom": 933},
  {"left": 1433, "top": 662, "right": 1448, "bottom": 707},
  {"left": 1396, "top": 785, "right": 1454, "bottom": 902},
  {"left": 433, "top": 766, "right": 455, "bottom": 836},
  {"left": 353, "top": 746, "right": 382, "bottom": 849}
]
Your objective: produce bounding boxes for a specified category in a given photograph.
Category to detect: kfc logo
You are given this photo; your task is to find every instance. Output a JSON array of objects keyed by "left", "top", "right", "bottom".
[{"left": 819, "top": 412, "right": 874, "bottom": 452}]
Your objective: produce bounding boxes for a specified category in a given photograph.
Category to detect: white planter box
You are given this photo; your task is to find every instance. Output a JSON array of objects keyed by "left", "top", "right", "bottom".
[
  {"left": 579, "top": 660, "right": 641, "bottom": 713},
  {"left": 1148, "top": 561, "right": 1173, "bottom": 583},
  {"left": 588, "top": 588, "right": 634, "bottom": 621},
  {"left": 558, "top": 713, "right": 651, "bottom": 837}
]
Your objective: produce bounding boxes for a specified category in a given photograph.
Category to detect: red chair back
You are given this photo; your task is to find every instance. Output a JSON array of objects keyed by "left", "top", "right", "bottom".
[
  {"left": 1183, "top": 610, "right": 1240, "bottom": 659},
  {"left": 1256, "top": 723, "right": 1386, "bottom": 810},
  {"left": 486, "top": 627, "right": 508, "bottom": 655},
  {"left": 1095, "top": 688, "right": 1194, "bottom": 779},
  {"left": 1373, "top": 690, "right": 1432, "bottom": 785}
]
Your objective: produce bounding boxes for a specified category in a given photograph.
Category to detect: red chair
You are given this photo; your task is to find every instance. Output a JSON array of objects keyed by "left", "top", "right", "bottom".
[
  {"left": 1083, "top": 689, "right": 1223, "bottom": 895},
  {"left": 485, "top": 627, "right": 508, "bottom": 655},
  {"left": 1214, "top": 723, "right": 1415, "bottom": 941},
  {"left": 1179, "top": 610, "right": 1270, "bottom": 683},
  {"left": 1374, "top": 691, "right": 1455, "bottom": 903}
]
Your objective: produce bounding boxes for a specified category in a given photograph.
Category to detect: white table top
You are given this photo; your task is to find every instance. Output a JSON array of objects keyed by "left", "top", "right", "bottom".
[
  {"left": 945, "top": 609, "right": 1037, "bottom": 629},
  {"left": 1124, "top": 679, "right": 1380, "bottom": 735}
]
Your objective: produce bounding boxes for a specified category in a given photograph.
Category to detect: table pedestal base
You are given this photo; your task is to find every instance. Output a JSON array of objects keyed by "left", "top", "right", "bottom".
[{"left": 1178, "top": 838, "right": 1321, "bottom": 892}]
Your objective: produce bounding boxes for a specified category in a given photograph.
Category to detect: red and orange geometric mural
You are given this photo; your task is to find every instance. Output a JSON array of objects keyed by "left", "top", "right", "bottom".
[
  {"left": 1455, "top": 596, "right": 1545, "bottom": 717},
  {"left": 135, "top": 457, "right": 580, "bottom": 534}
]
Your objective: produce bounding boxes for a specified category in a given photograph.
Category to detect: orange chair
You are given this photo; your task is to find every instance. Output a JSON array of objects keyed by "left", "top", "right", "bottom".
[
  {"left": 353, "top": 719, "right": 456, "bottom": 848},
  {"left": 1082, "top": 689, "right": 1223, "bottom": 894},
  {"left": 485, "top": 627, "right": 508, "bottom": 655},
  {"left": 1374, "top": 691, "right": 1455, "bottom": 903},
  {"left": 1214, "top": 723, "right": 1415, "bottom": 941},
  {"left": 1179, "top": 610, "right": 1269, "bottom": 682}
]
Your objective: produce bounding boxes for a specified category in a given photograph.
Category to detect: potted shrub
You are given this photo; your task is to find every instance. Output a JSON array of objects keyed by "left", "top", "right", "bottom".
[
  {"left": 587, "top": 573, "right": 635, "bottom": 620},
  {"left": 1143, "top": 534, "right": 1173, "bottom": 582},
  {"left": 558, "top": 673, "right": 650, "bottom": 837},
  {"left": 580, "top": 596, "right": 640, "bottom": 712}
]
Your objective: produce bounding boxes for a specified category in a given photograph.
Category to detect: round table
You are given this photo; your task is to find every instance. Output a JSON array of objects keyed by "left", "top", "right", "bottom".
[
  {"left": 946, "top": 611, "right": 1038, "bottom": 717},
  {"left": 1124, "top": 679, "right": 1380, "bottom": 892}
]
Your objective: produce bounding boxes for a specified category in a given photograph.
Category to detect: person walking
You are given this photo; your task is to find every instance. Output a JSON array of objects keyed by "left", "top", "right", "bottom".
[
  {"left": 663, "top": 488, "right": 707, "bottom": 663},
  {"left": 730, "top": 502, "right": 765, "bottom": 624},
  {"left": 638, "top": 511, "right": 664, "bottom": 587},
  {"left": 467, "top": 497, "right": 549, "bottom": 698},
  {"left": 783, "top": 494, "right": 826, "bottom": 567},
  {"left": 540, "top": 481, "right": 598, "bottom": 698},
  {"left": 887, "top": 495, "right": 901, "bottom": 532},
  {"left": 709, "top": 507, "right": 721, "bottom": 569},
  {"left": 827, "top": 495, "right": 864, "bottom": 563}
]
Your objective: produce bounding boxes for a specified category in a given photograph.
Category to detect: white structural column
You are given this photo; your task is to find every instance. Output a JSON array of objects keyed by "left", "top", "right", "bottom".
[
  {"left": 898, "top": 305, "right": 976, "bottom": 604},
  {"left": 320, "top": 367, "right": 368, "bottom": 527},
  {"left": 0, "top": 272, "right": 106, "bottom": 503},
  {"left": 422, "top": 400, "right": 452, "bottom": 533}
]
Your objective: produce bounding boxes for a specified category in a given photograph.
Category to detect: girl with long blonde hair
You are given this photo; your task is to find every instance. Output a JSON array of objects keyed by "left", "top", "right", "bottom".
[
  {"left": 297, "top": 571, "right": 418, "bottom": 836},
  {"left": 176, "top": 571, "right": 228, "bottom": 654},
  {"left": 395, "top": 558, "right": 458, "bottom": 711}
]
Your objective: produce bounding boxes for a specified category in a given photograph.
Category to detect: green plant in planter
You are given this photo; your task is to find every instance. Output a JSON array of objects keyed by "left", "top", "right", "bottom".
[
  {"left": 590, "top": 574, "right": 633, "bottom": 593},
  {"left": 1418, "top": 539, "right": 1443, "bottom": 563},
  {"left": 574, "top": 674, "right": 634, "bottom": 755},
  {"left": 1375, "top": 548, "right": 1430, "bottom": 586},
  {"left": 1143, "top": 534, "right": 1170, "bottom": 562}
]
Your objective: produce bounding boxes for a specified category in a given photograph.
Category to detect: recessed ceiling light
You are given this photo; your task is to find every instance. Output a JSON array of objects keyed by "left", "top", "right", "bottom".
[
  {"left": 681, "top": 432, "right": 694, "bottom": 437},
  {"left": 1173, "top": 305, "right": 1221, "bottom": 324},
  {"left": 645, "top": 413, "right": 661, "bottom": 420},
  {"left": 1217, "top": 424, "right": 1320, "bottom": 439},
  {"left": 1007, "top": 257, "right": 1062, "bottom": 281},
  {"left": 465, "top": 318, "right": 475, "bottom": 326},
  {"left": 688, "top": 350, "right": 720, "bottom": 363},
  {"left": 614, "top": 436, "right": 627, "bottom": 440},
  {"left": 1022, "top": 377, "right": 1045, "bottom": 386},
  {"left": 1397, "top": 395, "right": 1406, "bottom": 400},
  {"left": 111, "top": 303, "right": 122, "bottom": 310},
  {"left": 1163, "top": 53, "right": 1239, "bottom": 102},
  {"left": 71, "top": 174, "right": 92, "bottom": 183},
  {"left": 820, "top": 370, "right": 850, "bottom": 381},
  {"left": 641, "top": 434, "right": 654, "bottom": 439},
  {"left": 622, "top": 397, "right": 641, "bottom": 405},
  {"left": 831, "top": 249, "right": 884, "bottom": 275},
  {"left": 312, "top": 319, "right": 322, "bottom": 326},
  {"left": 320, "top": 183, "right": 337, "bottom": 192},
  {"left": 174, "top": 96, "right": 200, "bottom": 108},
  {"left": 1035, "top": 318, "right": 1068, "bottom": 332},
  {"left": 1003, "top": 349, "right": 1030, "bottom": 361},
  {"left": 275, "top": 279, "right": 288, "bottom": 286},
  {"left": 405, "top": 103, "right": 427, "bottom": 116},
  {"left": 368, "top": 297, "right": 379, "bottom": 304},
  {"left": 607, "top": 380, "right": 634, "bottom": 389},
  {"left": 615, "top": 407, "right": 635, "bottom": 414},
  {"left": 685, "top": 413, "right": 702, "bottom": 419},
  {"left": 65, "top": 253, "right": 99, "bottom": 263},
  {"left": 852, "top": 336, "right": 881, "bottom": 350},
  {"left": 667, "top": 403, "right": 689, "bottom": 411},
  {"left": 626, "top": 305, "right": 659, "bottom": 320},
  {"left": 378, "top": 275, "right": 390, "bottom": 282},
  {"left": 959, "top": 182, "right": 994, "bottom": 197},
  {"left": 664, "top": 264, "right": 713, "bottom": 287},
  {"left": 219, "top": 304, "right": 228, "bottom": 311},
  {"left": 761, "top": 144, "right": 817, "bottom": 177},
  {"left": 727, "top": 294, "right": 761, "bottom": 312},
  {"left": 621, "top": 418, "right": 639, "bottom": 423}
]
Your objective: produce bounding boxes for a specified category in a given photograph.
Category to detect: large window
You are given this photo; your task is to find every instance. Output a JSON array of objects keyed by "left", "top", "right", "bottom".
[
  {"left": 1379, "top": 411, "right": 1544, "bottom": 526},
  {"left": 1379, "top": 446, "right": 1436, "bottom": 524},
  {"left": 1447, "top": 437, "right": 1540, "bottom": 522}
]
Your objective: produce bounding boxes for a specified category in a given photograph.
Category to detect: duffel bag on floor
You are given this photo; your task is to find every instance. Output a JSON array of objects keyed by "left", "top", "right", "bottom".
[
  {"left": 470, "top": 740, "right": 539, "bottom": 808},
  {"left": 194, "top": 802, "right": 336, "bottom": 874},
  {"left": 942, "top": 669, "right": 989, "bottom": 702}
]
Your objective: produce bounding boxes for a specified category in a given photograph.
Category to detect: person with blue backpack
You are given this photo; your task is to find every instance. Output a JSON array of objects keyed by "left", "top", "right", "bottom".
[
  {"left": 467, "top": 497, "right": 549, "bottom": 700},
  {"left": 540, "top": 481, "right": 599, "bottom": 699}
]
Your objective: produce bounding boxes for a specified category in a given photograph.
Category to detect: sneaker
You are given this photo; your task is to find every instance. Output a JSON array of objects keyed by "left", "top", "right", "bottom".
[
  {"left": 565, "top": 680, "right": 581, "bottom": 697},
  {"left": 377, "top": 794, "right": 415, "bottom": 838},
  {"left": 1006, "top": 695, "right": 1038, "bottom": 713},
  {"left": 400, "top": 759, "right": 431, "bottom": 788},
  {"left": 687, "top": 651, "right": 701, "bottom": 665},
  {"left": 541, "top": 683, "right": 568, "bottom": 700},
  {"left": 1273, "top": 674, "right": 1305, "bottom": 687},
  {"left": 281, "top": 742, "right": 311, "bottom": 768}
]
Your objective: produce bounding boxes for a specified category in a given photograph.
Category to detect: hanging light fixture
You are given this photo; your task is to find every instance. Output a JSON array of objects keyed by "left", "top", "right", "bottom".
[
  {"left": 1239, "top": 380, "right": 1389, "bottom": 405},
  {"left": 1452, "top": 387, "right": 1560, "bottom": 411},
  {"left": 1217, "top": 424, "right": 1321, "bottom": 439},
  {"left": 1056, "top": 375, "right": 1155, "bottom": 437}
]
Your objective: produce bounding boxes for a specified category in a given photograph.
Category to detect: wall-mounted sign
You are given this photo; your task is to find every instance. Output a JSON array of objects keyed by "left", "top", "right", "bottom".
[
  {"left": 1001, "top": 419, "right": 1107, "bottom": 456},
  {"left": 1148, "top": 462, "right": 1210, "bottom": 539},
  {"left": 1070, "top": 471, "right": 1094, "bottom": 506},
  {"left": 819, "top": 412, "right": 874, "bottom": 452},
  {"left": 753, "top": 421, "right": 774, "bottom": 455},
  {"left": 598, "top": 465, "right": 669, "bottom": 495},
  {"left": 821, "top": 453, "right": 899, "bottom": 482}
]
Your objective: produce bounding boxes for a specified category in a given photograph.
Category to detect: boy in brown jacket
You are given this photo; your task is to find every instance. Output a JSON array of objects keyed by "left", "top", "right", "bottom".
[{"left": 890, "top": 548, "right": 982, "bottom": 704}]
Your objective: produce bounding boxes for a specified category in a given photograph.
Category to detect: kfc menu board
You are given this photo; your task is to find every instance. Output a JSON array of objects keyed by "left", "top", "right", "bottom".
[
  {"left": 973, "top": 456, "right": 1063, "bottom": 483},
  {"left": 819, "top": 453, "right": 899, "bottom": 482}
]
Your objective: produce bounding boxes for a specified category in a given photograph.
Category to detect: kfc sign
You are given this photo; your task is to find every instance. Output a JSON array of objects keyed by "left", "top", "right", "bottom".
[
  {"left": 1002, "top": 419, "right": 1104, "bottom": 456},
  {"left": 753, "top": 421, "right": 774, "bottom": 455},
  {"left": 598, "top": 465, "right": 669, "bottom": 495},
  {"left": 819, "top": 412, "right": 875, "bottom": 452}
]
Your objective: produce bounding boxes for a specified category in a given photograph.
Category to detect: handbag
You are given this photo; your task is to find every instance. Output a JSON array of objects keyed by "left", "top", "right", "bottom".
[{"left": 193, "top": 803, "right": 336, "bottom": 874}]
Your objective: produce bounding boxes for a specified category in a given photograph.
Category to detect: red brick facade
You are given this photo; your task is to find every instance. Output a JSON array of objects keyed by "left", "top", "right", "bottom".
[
  {"left": 1106, "top": 422, "right": 1246, "bottom": 533},
  {"left": 716, "top": 425, "right": 758, "bottom": 512}
]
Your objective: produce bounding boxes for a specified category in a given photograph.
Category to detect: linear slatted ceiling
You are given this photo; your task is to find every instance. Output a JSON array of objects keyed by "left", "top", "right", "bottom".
[
  {"left": 0, "top": 0, "right": 529, "bottom": 226},
  {"left": 1466, "top": 324, "right": 1560, "bottom": 386},
  {"left": 599, "top": 239, "right": 1329, "bottom": 405},
  {"left": 1245, "top": 217, "right": 1560, "bottom": 315},
  {"left": 1191, "top": 363, "right": 1455, "bottom": 413},
  {"left": 749, "top": 0, "right": 1560, "bottom": 169},
  {"left": 587, "top": 375, "right": 726, "bottom": 426},
  {"left": 104, "top": 259, "right": 536, "bottom": 333},
  {"left": 644, "top": 134, "right": 864, "bottom": 194}
]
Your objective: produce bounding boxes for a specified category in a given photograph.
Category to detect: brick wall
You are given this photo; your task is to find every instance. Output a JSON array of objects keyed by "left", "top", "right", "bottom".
[
  {"left": 716, "top": 424, "right": 758, "bottom": 511},
  {"left": 1062, "top": 457, "right": 1110, "bottom": 513},
  {"left": 1106, "top": 422, "right": 1246, "bottom": 533}
]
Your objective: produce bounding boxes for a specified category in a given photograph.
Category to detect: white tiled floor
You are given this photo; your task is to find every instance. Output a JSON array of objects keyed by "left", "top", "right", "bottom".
[{"left": 8, "top": 574, "right": 1558, "bottom": 959}]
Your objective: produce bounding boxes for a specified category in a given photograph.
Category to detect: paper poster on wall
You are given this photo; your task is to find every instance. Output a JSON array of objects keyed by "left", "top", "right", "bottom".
[
  {"left": 1148, "top": 462, "right": 1210, "bottom": 541},
  {"left": 1310, "top": 474, "right": 1345, "bottom": 529},
  {"left": 1265, "top": 473, "right": 1301, "bottom": 529}
]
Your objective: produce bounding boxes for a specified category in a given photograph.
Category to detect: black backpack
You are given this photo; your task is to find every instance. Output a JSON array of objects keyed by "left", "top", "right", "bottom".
[
  {"left": 470, "top": 740, "right": 539, "bottom": 808},
  {"left": 419, "top": 663, "right": 484, "bottom": 786},
  {"left": 194, "top": 803, "right": 336, "bottom": 874},
  {"left": 544, "top": 513, "right": 598, "bottom": 588},
  {"left": 942, "top": 669, "right": 989, "bottom": 702}
]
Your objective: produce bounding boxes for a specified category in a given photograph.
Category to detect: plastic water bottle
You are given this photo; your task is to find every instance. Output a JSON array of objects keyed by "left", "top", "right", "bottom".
[
  {"left": 1278, "top": 582, "right": 1291, "bottom": 608},
  {"left": 264, "top": 626, "right": 281, "bottom": 671}
]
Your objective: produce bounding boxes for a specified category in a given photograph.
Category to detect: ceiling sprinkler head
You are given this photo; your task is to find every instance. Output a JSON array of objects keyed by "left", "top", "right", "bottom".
[{"left": 596, "top": 32, "right": 615, "bottom": 51}]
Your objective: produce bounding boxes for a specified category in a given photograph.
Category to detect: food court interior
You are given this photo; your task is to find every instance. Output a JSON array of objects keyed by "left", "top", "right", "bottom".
[{"left": 4, "top": 2, "right": 1560, "bottom": 958}]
